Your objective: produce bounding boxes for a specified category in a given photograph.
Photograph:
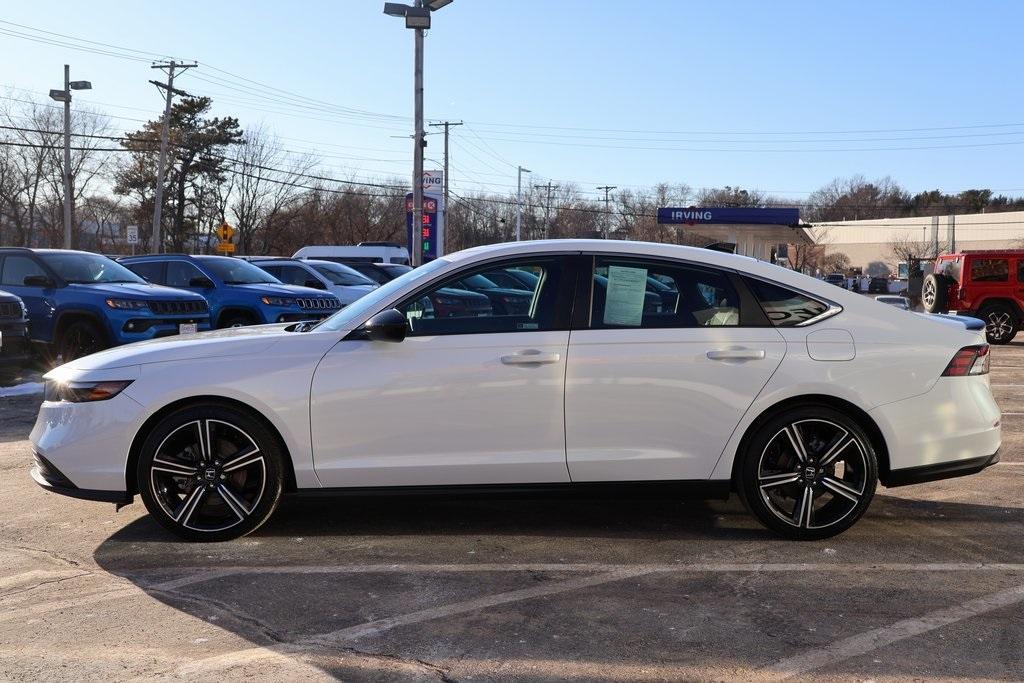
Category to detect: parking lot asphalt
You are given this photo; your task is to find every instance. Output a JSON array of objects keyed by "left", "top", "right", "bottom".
[{"left": 1, "top": 347, "right": 1022, "bottom": 681}]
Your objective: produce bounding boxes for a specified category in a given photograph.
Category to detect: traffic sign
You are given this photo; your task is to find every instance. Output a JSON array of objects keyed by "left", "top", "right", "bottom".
[
  {"left": 126, "top": 225, "right": 139, "bottom": 245},
  {"left": 215, "top": 222, "right": 236, "bottom": 241},
  {"left": 215, "top": 242, "right": 236, "bottom": 254}
]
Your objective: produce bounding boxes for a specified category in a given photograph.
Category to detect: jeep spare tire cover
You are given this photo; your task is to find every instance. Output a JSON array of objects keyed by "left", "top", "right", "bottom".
[{"left": 922, "top": 273, "right": 949, "bottom": 313}]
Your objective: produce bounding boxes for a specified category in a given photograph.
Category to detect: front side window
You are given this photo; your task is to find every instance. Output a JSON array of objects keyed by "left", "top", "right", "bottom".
[
  {"left": 166, "top": 261, "right": 206, "bottom": 288},
  {"left": 589, "top": 257, "right": 739, "bottom": 329},
  {"left": 1, "top": 255, "right": 47, "bottom": 286},
  {"left": 746, "top": 279, "right": 829, "bottom": 327},
  {"left": 971, "top": 259, "right": 1008, "bottom": 283},
  {"left": 396, "top": 258, "right": 565, "bottom": 336},
  {"left": 274, "top": 265, "right": 316, "bottom": 287}
]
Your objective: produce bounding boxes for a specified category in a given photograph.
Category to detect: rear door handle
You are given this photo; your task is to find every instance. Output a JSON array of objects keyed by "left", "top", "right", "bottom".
[
  {"left": 501, "top": 350, "right": 561, "bottom": 365},
  {"left": 706, "top": 348, "right": 766, "bottom": 361}
]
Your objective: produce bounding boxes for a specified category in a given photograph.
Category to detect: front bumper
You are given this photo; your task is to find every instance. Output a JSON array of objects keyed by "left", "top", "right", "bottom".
[
  {"left": 112, "top": 314, "right": 211, "bottom": 343},
  {"left": 30, "top": 452, "right": 132, "bottom": 504},
  {"left": 0, "top": 321, "right": 31, "bottom": 366}
]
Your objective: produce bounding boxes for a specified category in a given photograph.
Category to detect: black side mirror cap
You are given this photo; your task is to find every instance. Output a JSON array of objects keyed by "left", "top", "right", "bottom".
[
  {"left": 23, "top": 275, "right": 53, "bottom": 287},
  {"left": 189, "top": 277, "right": 215, "bottom": 288},
  {"left": 354, "top": 308, "right": 408, "bottom": 343}
]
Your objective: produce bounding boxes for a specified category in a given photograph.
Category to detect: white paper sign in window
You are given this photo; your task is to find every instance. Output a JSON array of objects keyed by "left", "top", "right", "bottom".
[{"left": 603, "top": 265, "right": 648, "bottom": 326}]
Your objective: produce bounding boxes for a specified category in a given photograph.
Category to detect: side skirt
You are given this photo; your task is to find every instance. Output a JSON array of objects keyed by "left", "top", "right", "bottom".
[{"left": 289, "top": 480, "right": 732, "bottom": 501}]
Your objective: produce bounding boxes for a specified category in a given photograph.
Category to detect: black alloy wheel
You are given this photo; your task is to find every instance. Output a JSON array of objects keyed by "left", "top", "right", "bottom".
[
  {"left": 138, "top": 403, "right": 284, "bottom": 541},
  {"left": 738, "top": 407, "right": 878, "bottom": 540}
]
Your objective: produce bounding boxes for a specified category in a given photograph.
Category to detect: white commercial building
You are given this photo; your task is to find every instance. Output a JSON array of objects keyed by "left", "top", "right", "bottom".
[{"left": 818, "top": 211, "right": 1024, "bottom": 275}]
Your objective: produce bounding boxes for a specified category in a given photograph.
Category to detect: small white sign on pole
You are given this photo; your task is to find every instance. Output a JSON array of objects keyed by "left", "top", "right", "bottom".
[{"left": 126, "top": 225, "right": 139, "bottom": 245}]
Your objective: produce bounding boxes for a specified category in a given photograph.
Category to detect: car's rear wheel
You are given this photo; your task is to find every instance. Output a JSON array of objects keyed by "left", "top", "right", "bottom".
[
  {"left": 137, "top": 403, "right": 285, "bottom": 542},
  {"left": 978, "top": 304, "right": 1018, "bottom": 345},
  {"left": 56, "top": 319, "right": 107, "bottom": 364},
  {"left": 737, "top": 407, "right": 878, "bottom": 540}
]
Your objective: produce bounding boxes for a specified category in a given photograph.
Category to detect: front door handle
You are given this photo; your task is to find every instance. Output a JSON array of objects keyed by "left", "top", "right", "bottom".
[
  {"left": 706, "top": 348, "right": 766, "bottom": 361},
  {"left": 500, "top": 350, "right": 561, "bottom": 365}
]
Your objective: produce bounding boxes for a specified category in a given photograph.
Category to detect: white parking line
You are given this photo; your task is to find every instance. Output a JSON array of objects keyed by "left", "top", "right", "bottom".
[{"left": 762, "top": 582, "right": 1024, "bottom": 680}]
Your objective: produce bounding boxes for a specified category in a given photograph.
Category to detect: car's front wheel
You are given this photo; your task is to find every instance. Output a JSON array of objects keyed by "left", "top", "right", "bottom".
[
  {"left": 737, "top": 407, "right": 878, "bottom": 540},
  {"left": 137, "top": 403, "right": 285, "bottom": 542}
]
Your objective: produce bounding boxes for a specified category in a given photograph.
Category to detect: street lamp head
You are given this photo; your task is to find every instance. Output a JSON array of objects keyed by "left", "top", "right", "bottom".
[
  {"left": 69, "top": 80, "right": 92, "bottom": 90},
  {"left": 404, "top": 7, "right": 431, "bottom": 28},
  {"left": 383, "top": 2, "right": 411, "bottom": 16},
  {"left": 48, "top": 89, "right": 69, "bottom": 102},
  {"left": 426, "top": 0, "right": 453, "bottom": 10}
]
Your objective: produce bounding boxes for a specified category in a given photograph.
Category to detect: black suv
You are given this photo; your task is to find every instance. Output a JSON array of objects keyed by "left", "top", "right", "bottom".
[{"left": 0, "top": 289, "right": 31, "bottom": 379}]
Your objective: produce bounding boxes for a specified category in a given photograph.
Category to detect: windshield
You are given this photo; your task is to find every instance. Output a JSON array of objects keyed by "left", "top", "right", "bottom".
[
  {"left": 310, "top": 262, "right": 376, "bottom": 286},
  {"left": 199, "top": 257, "right": 281, "bottom": 285},
  {"left": 40, "top": 252, "right": 146, "bottom": 284},
  {"left": 459, "top": 273, "right": 500, "bottom": 289},
  {"left": 315, "top": 258, "right": 450, "bottom": 332}
]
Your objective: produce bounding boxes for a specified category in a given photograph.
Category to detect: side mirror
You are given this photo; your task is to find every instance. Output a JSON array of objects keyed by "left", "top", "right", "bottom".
[
  {"left": 359, "top": 309, "right": 408, "bottom": 343},
  {"left": 189, "top": 276, "right": 215, "bottom": 288},
  {"left": 23, "top": 275, "right": 53, "bottom": 288},
  {"left": 305, "top": 279, "right": 327, "bottom": 290}
]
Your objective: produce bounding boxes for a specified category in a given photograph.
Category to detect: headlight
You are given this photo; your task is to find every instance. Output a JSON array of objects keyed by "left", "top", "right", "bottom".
[
  {"left": 106, "top": 298, "right": 150, "bottom": 310},
  {"left": 44, "top": 379, "right": 134, "bottom": 403},
  {"left": 261, "top": 296, "right": 296, "bottom": 306}
]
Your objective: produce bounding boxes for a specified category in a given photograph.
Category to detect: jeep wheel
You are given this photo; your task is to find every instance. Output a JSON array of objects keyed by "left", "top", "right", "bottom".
[
  {"left": 922, "top": 273, "right": 949, "bottom": 314},
  {"left": 978, "top": 304, "right": 1018, "bottom": 345},
  {"left": 57, "top": 319, "right": 107, "bottom": 363}
]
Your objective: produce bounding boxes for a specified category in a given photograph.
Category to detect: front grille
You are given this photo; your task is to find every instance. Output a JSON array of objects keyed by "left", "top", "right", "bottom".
[
  {"left": 296, "top": 297, "right": 340, "bottom": 310},
  {"left": 149, "top": 300, "right": 209, "bottom": 315},
  {"left": 0, "top": 301, "right": 22, "bottom": 319}
]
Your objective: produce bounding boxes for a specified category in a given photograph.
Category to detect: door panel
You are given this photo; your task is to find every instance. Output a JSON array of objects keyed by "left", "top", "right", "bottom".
[
  {"left": 310, "top": 331, "right": 571, "bottom": 487},
  {"left": 565, "top": 327, "right": 785, "bottom": 481}
]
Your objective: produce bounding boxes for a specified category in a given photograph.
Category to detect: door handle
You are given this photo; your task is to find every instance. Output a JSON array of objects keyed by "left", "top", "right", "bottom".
[
  {"left": 500, "top": 350, "right": 561, "bottom": 365},
  {"left": 706, "top": 348, "right": 766, "bottom": 361}
]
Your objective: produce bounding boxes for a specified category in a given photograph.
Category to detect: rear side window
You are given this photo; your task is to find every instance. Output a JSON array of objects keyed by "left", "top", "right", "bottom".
[
  {"left": 970, "top": 259, "right": 1008, "bottom": 282},
  {"left": 746, "top": 279, "right": 829, "bottom": 327},
  {"left": 589, "top": 257, "right": 740, "bottom": 329},
  {"left": 126, "top": 261, "right": 164, "bottom": 284},
  {"left": 1018, "top": 260, "right": 1024, "bottom": 283}
]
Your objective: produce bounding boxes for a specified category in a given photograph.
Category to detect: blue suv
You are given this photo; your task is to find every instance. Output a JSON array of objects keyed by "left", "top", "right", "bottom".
[
  {"left": 0, "top": 248, "right": 211, "bottom": 362},
  {"left": 119, "top": 254, "right": 341, "bottom": 328}
]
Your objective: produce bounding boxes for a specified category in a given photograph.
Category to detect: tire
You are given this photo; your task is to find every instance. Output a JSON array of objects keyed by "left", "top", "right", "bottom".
[
  {"left": 921, "top": 273, "right": 949, "bottom": 313},
  {"left": 56, "top": 319, "right": 108, "bottom": 364},
  {"left": 977, "top": 304, "right": 1018, "bottom": 345},
  {"left": 736, "top": 406, "right": 878, "bottom": 540},
  {"left": 137, "top": 402, "right": 285, "bottom": 542},
  {"left": 218, "top": 311, "right": 257, "bottom": 329}
]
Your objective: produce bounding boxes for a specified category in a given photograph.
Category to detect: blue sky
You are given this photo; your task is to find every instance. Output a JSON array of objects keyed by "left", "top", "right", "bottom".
[{"left": 3, "top": 1, "right": 1024, "bottom": 201}]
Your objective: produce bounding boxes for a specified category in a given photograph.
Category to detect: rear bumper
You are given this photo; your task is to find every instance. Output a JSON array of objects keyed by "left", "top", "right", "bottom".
[
  {"left": 870, "top": 376, "right": 1001, "bottom": 479},
  {"left": 30, "top": 452, "right": 132, "bottom": 505},
  {"left": 883, "top": 449, "right": 1000, "bottom": 487}
]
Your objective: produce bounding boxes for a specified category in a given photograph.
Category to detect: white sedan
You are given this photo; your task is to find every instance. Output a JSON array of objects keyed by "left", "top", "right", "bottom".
[{"left": 30, "top": 240, "right": 1001, "bottom": 541}]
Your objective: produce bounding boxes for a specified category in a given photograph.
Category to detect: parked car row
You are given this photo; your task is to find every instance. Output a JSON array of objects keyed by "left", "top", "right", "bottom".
[{"left": 0, "top": 247, "right": 343, "bottom": 367}]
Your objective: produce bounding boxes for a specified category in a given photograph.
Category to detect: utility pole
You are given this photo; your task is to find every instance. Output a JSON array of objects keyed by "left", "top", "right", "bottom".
[
  {"left": 149, "top": 60, "right": 196, "bottom": 254},
  {"left": 543, "top": 181, "right": 559, "bottom": 239},
  {"left": 429, "top": 120, "right": 462, "bottom": 239},
  {"left": 597, "top": 185, "right": 617, "bottom": 238},
  {"left": 516, "top": 166, "right": 531, "bottom": 241},
  {"left": 411, "top": 1, "right": 426, "bottom": 266}
]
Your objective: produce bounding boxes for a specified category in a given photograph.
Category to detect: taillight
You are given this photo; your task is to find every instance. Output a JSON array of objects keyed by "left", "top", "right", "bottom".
[{"left": 941, "top": 344, "right": 990, "bottom": 377}]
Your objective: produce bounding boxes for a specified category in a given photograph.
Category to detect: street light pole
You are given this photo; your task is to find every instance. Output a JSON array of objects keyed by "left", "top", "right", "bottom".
[
  {"left": 516, "top": 166, "right": 531, "bottom": 241},
  {"left": 61, "top": 64, "right": 72, "bottom": 250},
  {"left": 412, "top": 1, "right": 425, "bottom": 266},
  {"left": 50, "top": 65, "right": 91, "bottom": 250}
]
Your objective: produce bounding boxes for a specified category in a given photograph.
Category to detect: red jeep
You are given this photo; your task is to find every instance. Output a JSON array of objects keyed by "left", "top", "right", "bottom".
[{"left": 923, "top": 250, "right": 1024, "bottom": 344}]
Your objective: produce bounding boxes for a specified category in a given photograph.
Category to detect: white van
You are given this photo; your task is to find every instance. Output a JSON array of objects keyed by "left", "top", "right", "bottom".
[{"left": 292, "top": 243, "right": 410, "bottom": 265}]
